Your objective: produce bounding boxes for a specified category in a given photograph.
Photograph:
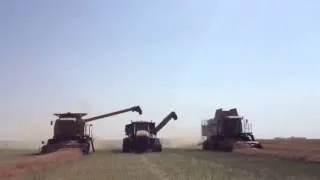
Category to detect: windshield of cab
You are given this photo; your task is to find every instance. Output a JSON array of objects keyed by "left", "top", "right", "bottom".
[
  {"left": 54, "top": 120, "right": 82, "bottom": 138},
  {"left": 134, "top": 123, "right": 150, "bottom": 131}
]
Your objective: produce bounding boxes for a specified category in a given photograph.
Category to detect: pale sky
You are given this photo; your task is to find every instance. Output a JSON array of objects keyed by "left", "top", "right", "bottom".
[{"left": 0, "top": 0, "right": 319, "bottom": 141}]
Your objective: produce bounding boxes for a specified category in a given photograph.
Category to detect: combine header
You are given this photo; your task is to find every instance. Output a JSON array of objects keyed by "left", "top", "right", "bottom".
[
  {"left": 200, "top": 108, "right": 262, "bottom": 152},
  {"left": 40, "top": 106, "right": 142, "bottom": 155},
  {"left": 122, "top": 111, "right": 178, "bottom": 153}
]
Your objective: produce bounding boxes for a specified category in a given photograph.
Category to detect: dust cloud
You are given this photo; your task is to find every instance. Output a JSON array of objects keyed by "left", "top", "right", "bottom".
[{"left": 0, "top": 137, "right": 201, "bottom": 151}]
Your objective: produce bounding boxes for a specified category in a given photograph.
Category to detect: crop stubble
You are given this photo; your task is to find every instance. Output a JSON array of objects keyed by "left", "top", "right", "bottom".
[
  {"left": 236, "top": 139, "right": 320, "bottom": 163},
  {"left": 0, "top": 150, "right": 34, "bottom": 164},
  {"left": 0, "top": 149, "right": 83, "bottom": 180},
  {"left": 25, "top": 149, "right": 320, "bottom": 180},
  {"left": 183, "top": 139, "right": 320, "bottom": 163}
]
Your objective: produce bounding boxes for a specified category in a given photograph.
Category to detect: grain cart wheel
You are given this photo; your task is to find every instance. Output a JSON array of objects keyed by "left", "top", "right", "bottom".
[
  {"left": 152, "top": 138, "right": 162, "bottom": 152},
  {"left": 152, "top": 145, "right": 162, "bottom": 152},
  {"left": 153, "top": 144, "right": 162, "bottom": 152},
  {"left": 156, "top": 145, "right": 162, "bottom": 152}
]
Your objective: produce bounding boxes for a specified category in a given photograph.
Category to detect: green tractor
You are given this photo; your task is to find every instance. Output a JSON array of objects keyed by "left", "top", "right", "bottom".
[{"left": 122, "top": 111, "right": 178, "bottom": 153}]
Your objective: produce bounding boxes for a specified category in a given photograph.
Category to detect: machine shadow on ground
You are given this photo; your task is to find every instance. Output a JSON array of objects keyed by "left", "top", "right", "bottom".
[{"left": 108, "top": 148, "right": 157, "bottom": 154}]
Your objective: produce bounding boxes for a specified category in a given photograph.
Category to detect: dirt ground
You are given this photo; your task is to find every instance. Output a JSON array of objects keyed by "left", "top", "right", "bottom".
[{"left": 0, "top": 149, "right": 83, "bottom": 180}]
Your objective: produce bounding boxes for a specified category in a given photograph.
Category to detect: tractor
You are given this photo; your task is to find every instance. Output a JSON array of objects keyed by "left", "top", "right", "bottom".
[
  {"left": 40, "top": 106, "right": 142, "bottom": 155},
  {"left": 200, "top": 108, "right": 263, "bottom": 152},
  {"left": 122, "top": 111, "right": 178, "bottom": 153}
]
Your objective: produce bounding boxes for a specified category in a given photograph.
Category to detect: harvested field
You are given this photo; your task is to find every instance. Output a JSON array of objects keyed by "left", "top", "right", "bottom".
[
  {"left": 0, "top": 139, "right": 319, "bottom": 180},
  {"left": 24, "top": 149, "right": 319, "bottom": 180},
  {"left": 0, "top": 149, "right": 83, "bottom": 180},
  {"left": 234, "top": 139, "right": 320, "bottom": 163},
  {"left": 0, "top": 150, "right": 34, "bottom": 164},
  {"left": 183, "top": 139, "right": 320, "bottom": 163},
  {"left": 260, "top": 139, "right": 320, "bottom": 150}
]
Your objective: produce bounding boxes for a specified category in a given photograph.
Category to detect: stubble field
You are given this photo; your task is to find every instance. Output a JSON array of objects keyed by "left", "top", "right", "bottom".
[
  {"left": 0, "top": 150, "right": 34, "bottom": 163},
  {"left": 240, "top": 139, "right": 320, "bottom": 162},
  {"left": 0, "top": 139, "right": 319, "bottom": 180}
]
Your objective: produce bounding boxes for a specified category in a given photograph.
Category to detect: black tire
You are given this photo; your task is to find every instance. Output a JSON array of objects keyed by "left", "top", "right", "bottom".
[
  {"left": 82, "top": 142, "right": 90, "bottom": 155},
  {"left": 41, "top": 145, "right": 56, "bottom": 154},
  {"left": 152, "top": 138, "right": 162, "bottom": 152},
  {"left": 152, "top": 144, "right": 162, "bottom": 152},
  {"left": 122, "top": 138, "right": 130, "bottom": 153},
  {"left": 221, "top": 139, "right": 234, "bottom": 152},
  {"left": 40, "top": 145, "right": 47, "bottom": 154},
  {"left": 255, "top": 143, "right": 263, "bottom": 149},
  {"left": 202, "top": 140, "right": 210, "bottom": 150}
]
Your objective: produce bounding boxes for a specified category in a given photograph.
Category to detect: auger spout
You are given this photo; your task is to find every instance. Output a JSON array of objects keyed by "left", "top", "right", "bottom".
[
  {"left": 151, "top": 111, "right": 178, "bottom": 135},
  {"left": 84, "top": 106, "right": 142, "bottom": 122}
]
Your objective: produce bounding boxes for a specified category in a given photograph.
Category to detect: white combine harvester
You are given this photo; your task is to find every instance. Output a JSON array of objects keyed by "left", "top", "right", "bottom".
[{"left": 200, "top": 108, "right": 263, "bottom": 152}]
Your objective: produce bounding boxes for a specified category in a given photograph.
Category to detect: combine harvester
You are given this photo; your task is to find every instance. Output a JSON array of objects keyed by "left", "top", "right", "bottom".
[
  {"left": 40, "top": 106, "right": 142, "bottom": 155},
  {"left": 200, "top": 108, "right": 263, "bottom": 152},
  {"left": 122, "top": 111, "right": 178, "bottom": 153}
]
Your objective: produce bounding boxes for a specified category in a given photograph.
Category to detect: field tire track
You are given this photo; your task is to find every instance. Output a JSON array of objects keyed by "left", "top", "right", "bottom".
[
  {"left": 140, "top": 155, "right": 169, "bottom": 180},
  {"left": 165, "top": 152, "right": 256, "bottom": 180}
]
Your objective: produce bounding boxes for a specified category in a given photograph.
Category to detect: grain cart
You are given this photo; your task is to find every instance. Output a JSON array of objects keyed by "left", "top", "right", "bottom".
[
  {"left": 122, "top": 111, "right": 178, "bottom": 153},
  {"left": 201, "top": 108, "right": 262, "bottom": 152},
  {"left": 40, "top": 106, "right": 142, "bottom": 155}
]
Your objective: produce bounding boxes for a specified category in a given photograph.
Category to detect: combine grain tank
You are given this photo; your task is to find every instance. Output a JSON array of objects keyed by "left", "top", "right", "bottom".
[
  {"left": 201, "top": 108, "right": 262, "bottom": 152},
  {"left": 40, "top": 106, "right": 142, "bottom": 155},
  {"left": 122, "top": 111, "right": 178, "bottom": 153}
]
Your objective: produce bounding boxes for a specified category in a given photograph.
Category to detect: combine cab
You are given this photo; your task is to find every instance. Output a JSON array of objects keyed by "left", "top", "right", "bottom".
[
  {"left": 200, "top": 108, "right": 263, "bottom": 152},
  {"left": 40, "top": 106, "right": 142, "bottom": 155},
  {"left": 122, "top": 111, "right": 178, "bottom": 153}
]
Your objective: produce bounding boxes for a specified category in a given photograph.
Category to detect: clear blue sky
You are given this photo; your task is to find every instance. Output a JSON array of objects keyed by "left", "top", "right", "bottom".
[{"left": 0, "top": 0, "right": 319, "bottom": 140}]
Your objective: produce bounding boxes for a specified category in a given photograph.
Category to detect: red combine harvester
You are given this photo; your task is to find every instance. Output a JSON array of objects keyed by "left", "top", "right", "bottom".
[
  {"left": 200, "top": 108, "right": 263, "bottom": 152},
  {"left": 40, "top": 106, "right": 142, "bottom": 155}
]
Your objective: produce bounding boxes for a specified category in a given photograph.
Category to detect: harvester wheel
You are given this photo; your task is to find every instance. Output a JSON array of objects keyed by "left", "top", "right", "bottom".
[
  {"left": 82, "top": 142, "right": 91, "bottom": 155},
  {"left": 221, "top": 139, "right": 234, "bottom": 152},
  {"left": 40, "top": 146, "right": 47, "bottom": 154},
  {"left": 40, "top": 144, "right": 57, "bottom": 154},
  {"left": 255, "top": 143, "right": 263, "bottom": 149},
  {"left": 202, "top": 140, "right": 210, "bottom": 151}
]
